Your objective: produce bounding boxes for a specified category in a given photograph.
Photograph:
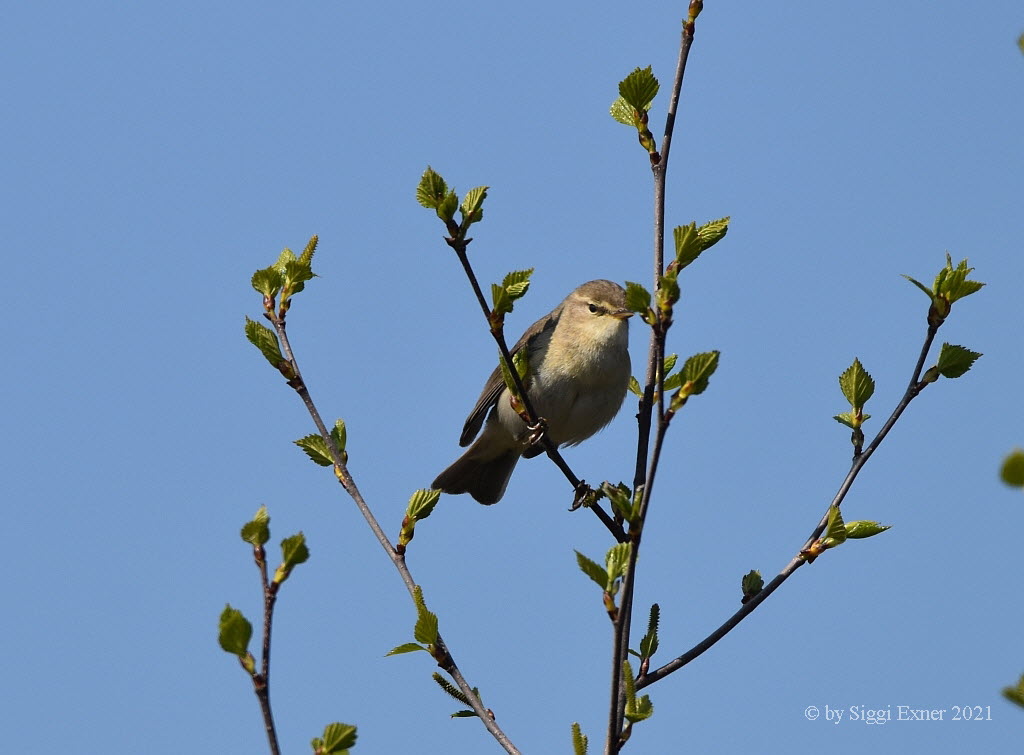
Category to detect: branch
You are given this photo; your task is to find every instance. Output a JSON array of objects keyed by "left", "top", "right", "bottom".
[
  {"left": 635, "top": 322, "right": 940, "bottom": 689},
  {"left": 608, "top": 8, "right": 700, "bottom": 752},
  {"left": 254, "top": 545, "right": 281, "bottom": 755},
  {"left": 265, "top": 309, "right": 522, "bottom": 755}
]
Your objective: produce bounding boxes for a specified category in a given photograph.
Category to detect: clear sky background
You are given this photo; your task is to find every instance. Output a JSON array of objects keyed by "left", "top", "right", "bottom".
[{"left": 4, "top": 2, "right": 1023, "bottom": 753}]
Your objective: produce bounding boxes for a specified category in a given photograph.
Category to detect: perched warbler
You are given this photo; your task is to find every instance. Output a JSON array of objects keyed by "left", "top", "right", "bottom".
[{"left": 433, "top": 280, "right": 633, "bottom": 504}]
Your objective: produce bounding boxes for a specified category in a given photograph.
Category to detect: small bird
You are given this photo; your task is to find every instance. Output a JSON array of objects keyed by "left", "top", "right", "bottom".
[{"left": 433, "top": 280, "right": 633, "bottom": 504}]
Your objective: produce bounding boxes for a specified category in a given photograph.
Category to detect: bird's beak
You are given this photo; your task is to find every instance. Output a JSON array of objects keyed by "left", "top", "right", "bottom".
[{"left": 611, "top": 308, "right": 634, "bottom": 320}]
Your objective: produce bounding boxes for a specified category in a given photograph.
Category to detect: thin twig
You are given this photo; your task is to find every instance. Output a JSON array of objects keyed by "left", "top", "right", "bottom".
[
  {"left": 607, "top": 11, "right": 699, "bottom": 753},
  {"left": 266, "top": 311, "right": 522, "bottom": 755},
  {"left": 253, "top": 545, "right": 281, "bottom": 755},
  {"left": 635, "top": 323, "right": 940, "bottom": 688}
]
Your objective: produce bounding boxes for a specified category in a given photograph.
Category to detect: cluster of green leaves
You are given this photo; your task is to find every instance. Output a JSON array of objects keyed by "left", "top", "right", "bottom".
[
  {"left": 398, "top": 488, "right": 441, "bottom": 550},
  {"left": 295, "top": 419, "right": 349, "bottom": 467},
  {"left": 903, "top": 254, "right": 985, "bottom": 326},
  {"left": 601, "top": 482, "right": 642, "bottom": 526},
  {"left": 251, "top": 236, "right": 317, "bottom": 306},
  {"left": 416, "top": 166, "right": 488, "bottom": 238},
  {"left": 610, "top": 66, "right": 660, "bottom": 157},
  {"left": 622, "top": 659, "right": 653, "bottom": 725},
  {"left": 624, "top": 217, "right": 729, "bottom": 326}
]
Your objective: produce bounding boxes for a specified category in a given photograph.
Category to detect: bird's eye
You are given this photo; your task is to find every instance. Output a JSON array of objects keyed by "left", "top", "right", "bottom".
[{"left": 588, "top": 303, "right": 599, "bottom": 313}]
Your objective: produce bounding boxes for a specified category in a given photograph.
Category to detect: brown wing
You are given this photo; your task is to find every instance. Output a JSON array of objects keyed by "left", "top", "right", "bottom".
[{"left": 458, "top": 307, "right": 561, "bottom": 446}]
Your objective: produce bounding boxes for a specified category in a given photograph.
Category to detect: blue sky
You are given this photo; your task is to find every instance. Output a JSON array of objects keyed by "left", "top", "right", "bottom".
[{"left": 4, "top": 2, "right": 1023, "bottom": 753}]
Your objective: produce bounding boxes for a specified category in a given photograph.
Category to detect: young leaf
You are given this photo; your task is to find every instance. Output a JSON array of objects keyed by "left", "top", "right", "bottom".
[
  {"left": 622, "top": 659, "right": 654, "bottom": 723},
  {"left": 618, "top": 66, "right": 659, "bottom": 113},
  {"left": 1001, "top": 449, "right": 1024, "bottom": 488},
  {"left": 330, "top": 420, "right": 348, "bottom": 458},
  {"left": 218, "top": 605, "right": 253, "bottom": 657},
  {"left": 1003, "top": 673, "right": 1024, "bottom": 709},
  {"left": 413, "top": 586, "right": 439, "bottom": 646},
  {"left": 437, "top": 189, "right": 459, "bottom": 223},
  {"left": 674, "top": 217, "right": 730, "bottom": 269},
  {"left": 821, "top": 505, "right": 847, "bottom": 548},
  {"left": 935, "top": 343, "right": 982, "bottom": 378},
  {"left": 386, "top": 642, "right": 427, "bottom": 656},
  {"left": 838, "top": 358, "right": 875, "bottom": 407},
  {"left": 245, "top": 317, "right": 286, "bottom": 368},
  {"left": 501, "top": 268, "right": 534, "bottom": 303},
  {"left": 295, "top": 434, "right": 334, "bottom": 466},
  {"left": 280, "top": 532, "right": 309, "bottom": 569},
  {"left": 605, "top": 542, "right": 632, "bottom": 586},
  {"left": 251, "top": 266, "right": 284, "bottom": 298},
  {"left": 416, "top": 166, "right": 448, "bottom": 209},
  {"left": 844, "top": 520, "right": 891, "bottom": 539},
  {"left": 679, "top": 351, "right": 720, "bottom": 396},
  {"left": 407, "top": 488, "right": 441, "bottom": 521},
  {"left": 311, "top": 722, "right": 357, "bottom": 754},
  {"left": 741, "top": 570, "right": 764, "bottom": 602},
  {"left": 460, "top": 186, "right": 489, "bottom": 226},
  {"left": 624, "top": 281, "right": 652, "bottom": 313},
  {"left": 833, "top": 411, "right": 872, "bottom": 429},
  {"left": 240, "top": 506, "right": 270, "bottom": 546},
  {"left": 609, "top": 96, "right": 640, "bottom": 127},
  {"left": 575, "top": 550, "right": 608, "bottom": 590},
  {"left": 628, "top": 376, "right": 642, "bottom": 398}
]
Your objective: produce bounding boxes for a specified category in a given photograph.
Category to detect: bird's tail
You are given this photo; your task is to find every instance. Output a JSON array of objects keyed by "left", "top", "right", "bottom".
[{"left": 432, "top": 447, "right": 520, "bottom": 505}]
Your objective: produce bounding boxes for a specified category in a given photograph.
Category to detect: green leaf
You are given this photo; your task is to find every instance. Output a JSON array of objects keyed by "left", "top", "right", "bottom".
[
  {"left": 601, "top": 482, "right": 634, "bottom": 522},
  {"left": 331, "top": 420, "right": 348, "bottom": 458},
  {"left": 251, "top": 266, "right": 284, "bottom": 298},
  {"left": 1001, "top": 449, "right": 1024, "bottom": 488},
  {"left": 501, "top": 268, "right": 534, "bottom": 304},
  {"left": 295, "top": 434, "right": 334, "bottom": 466},
  {"left": 575, "top": 550, "right": 608, "bottom": 590},
  {"left": 491, "top": 283, "right": 512, "bottom": 317},
  {"left": 416, "top": 166, "right": 448, "bottom": 209},
  {"left": 622, "top": 659, "right": 654, "bottom": 723},
  {"left": 281, "top": 532, "right": 309, "bottom": 569},
  {"left": 901, "top": 273, "right": 936, "bottom": 302},
  {"left": 741, "top": 569, "right": 764, "bottom": 600},
  {"left": 460, "top": 186, "right": 489, "bottom": 226},
  {"left": 674, "top": 217, "right": 730, "bottom": 270},
  {"left": 844, "top": 520, "right": 891, "bottom": 539},
  {"left": 639, "top": 603, "right": 660, "bottom": 659},
  {"left": 571, "top": 722, "right": 589, "bottom": 755},
  {"left": 605, "top": 542, "right": 632, "bottom": 587},
  {"left": 240, "top": 506, "right": 270, "bottom": 546},
  {"left": 618, "top": 66, "right": 660, "bottom": 113},
  {"left": 386, "top": 642, "right": 426, "bottom": 656},
  {"left": 662, "top": 353, "right": 678, "bottom": 375},
  {"left": 936, "top": 254, "right": 985, "bottom": 304},
  {"left": 244, "top": 317, "right": 286, "bottom": 368},
  {"left": 312, "top": 722, "right": 357, "bottom": 754},
  {"left": 821, "top": 505, "right": 847, "bottom": 548},
  {"left": 218, "top": 605, "right": 253, "bottom": 657},
  {"left": 662, "top": 372, "right": 683, "bottom": 392},
  {"left": 838, "top": 358, "right": 875, "bottom": 407},
  {"left": 413, "top": 586, "right": 439, "bottom": 646},
  {"left": 1003, "top": 673, "right": 1024, "bottom": 709},
  {"left": 437, "top": 189, "right": 459, "bottom": 223},
  {"left": 935, "top": 343, "right": 982, "bottom": 378},
  {"left": 624, "top": 281, "right": 652, "bottom": 313},
  {"left": 609, "top": 96, "right": 640, "bottom": 127},
  {"left": 407, "top": 488, "right": 441, "bottom": 521},
  {"left": 679, "top": 351, "right": 720, "bottom": 396},
  {"left": 628, "top": 376, "right": 642, "bottom": 397}
]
